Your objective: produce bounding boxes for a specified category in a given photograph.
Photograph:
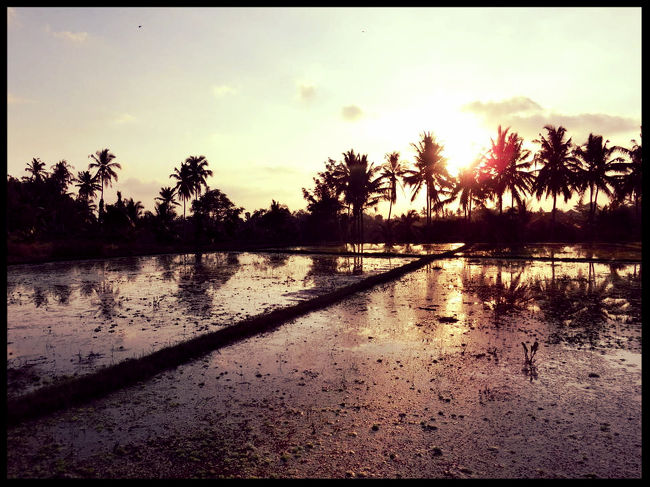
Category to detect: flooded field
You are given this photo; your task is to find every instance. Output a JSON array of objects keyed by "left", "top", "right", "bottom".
[
  {"left": 7, "top": 251, "right": 416, "bottom": 397},
  {"left": 273, "top": 243, "right": 465, "bottom": 255},
  {"left": 6, "top": 248, "right": 642, "bottom": 478}
]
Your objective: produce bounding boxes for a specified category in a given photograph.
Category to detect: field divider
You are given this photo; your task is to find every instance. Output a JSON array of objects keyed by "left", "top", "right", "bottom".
[{"left": 7, "top": 244, "right": 469, "bottom": 426}]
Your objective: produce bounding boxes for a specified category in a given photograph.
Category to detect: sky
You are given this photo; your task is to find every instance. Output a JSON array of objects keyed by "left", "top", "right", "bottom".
[{"left": 7, "top": 7, "right": 642, "bottom": 217}]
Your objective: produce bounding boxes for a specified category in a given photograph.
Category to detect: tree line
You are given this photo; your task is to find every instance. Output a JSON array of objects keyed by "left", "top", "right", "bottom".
[{"left": 6, "top": 124, "right": 642, "bottom": 260}]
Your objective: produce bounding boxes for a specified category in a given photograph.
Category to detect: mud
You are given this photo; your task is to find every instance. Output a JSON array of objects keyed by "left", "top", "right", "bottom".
[{"left": 6, "top": 255, "right": 641, "bottom": 478}]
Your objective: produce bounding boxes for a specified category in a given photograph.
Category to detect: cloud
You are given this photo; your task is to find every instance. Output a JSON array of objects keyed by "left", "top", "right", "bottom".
[
  {"left": 342, "top": 104, "right": 363, "bottom": 122},
  {"left": 212, "top": 85, "right": 238, "bottom": 97},
  {"left": 46, "top": 25, "right": 88, "bottom": 44},
  {"left": 8, "top": 93, "right": 36, "bottom": 105},
  {"left": 463, "top": 96, "right": 640, "bottom": 140},
  {"left": 297, "top": 84, "right": 316, "bottom": 103},
  {"left": 113, "top": 113, "right": 136, "bottom": 124},
  {"left": 7, "top": 7, "right": 19, "bottom": 26}
]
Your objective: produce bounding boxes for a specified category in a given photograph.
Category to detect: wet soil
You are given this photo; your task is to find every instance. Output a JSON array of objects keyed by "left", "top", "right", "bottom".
[{"left": 6, "top": 256, "right": 641, "bottom": 478}]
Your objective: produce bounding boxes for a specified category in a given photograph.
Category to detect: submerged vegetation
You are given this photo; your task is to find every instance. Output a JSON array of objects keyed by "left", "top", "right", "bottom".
[{"left": 6, "top": 125, "right": 642, "bottom": 264}]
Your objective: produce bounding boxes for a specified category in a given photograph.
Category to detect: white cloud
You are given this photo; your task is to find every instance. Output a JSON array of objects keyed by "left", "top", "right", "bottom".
[
  {"left": 45, "top": 24, "right": 89, "bottom": 43},
  {"left": 212, "top": 85, "right": 238, "bottom": 97},
  {"left": 8, "top": 93, "right": 36, "bottom": 105},
  {"left": 297, "top": 84, "right": 316, "bottom": 103},
  {"left": 113, "top": 113, "right": 136, "bottom": 124},
  {"left": 342, "top": 104, "right": 363, "bottom": 121},
  {"left": 462, "top": 96, "right": 639, "bottom": 141}
]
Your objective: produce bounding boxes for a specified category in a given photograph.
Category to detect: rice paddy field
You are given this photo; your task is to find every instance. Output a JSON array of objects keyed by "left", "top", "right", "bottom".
[{"left": 6, "top": 243, "right": 642, "bottom": 478}]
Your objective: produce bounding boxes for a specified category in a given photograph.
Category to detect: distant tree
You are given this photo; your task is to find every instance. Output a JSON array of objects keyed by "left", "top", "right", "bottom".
[
  {"left": 615, "top": 132, "right": 642, "bottom": 217},
  {"left": 74, "top": 170, "right": 102, "bottom": 202},
  {"left": 482, "top": 126, "right": 534, "bottom": 214},
  {"left": 532, "top": 125, "right": 582, "bottom": 230},
  {"left": 403, "top": 132, "right": 452, "bottom": 227},
  {"left": 449, "top": 158, "right": 485, "bottom": 222},
  {"left": 170, "top": 161, "right": 193, "bottom": 219},
  {"left": 24, "top": 157, "right": 48, "bottom": 182},
  {"left": 185, "top": 155, "right": 213, "bottom": 204},
  {"left": 50, "top": 160, "right": 75, "bottom": 195},
  {"left": 332, "top": 149, "right": 383, "bottom": 251},
  {"left": 124, "top": 197, "right": 144, "bottom": 225},
  {"left": 302, "top": 158, "right": 345, "bottom": 243},
  {"left": 88, "top": 148, "right": 121, "bottom": 213},
  {"left": 573, "top": 133, "right": 627, "bottom": 224},
  {"left": 191, "top": 187, "right": 243, "bottom": 242},
  {"left": 156, "top": 186, "right": 179, "bottom": 209},
  {"left": 378, "top": 151, "right": 407, "bottom": 229}
]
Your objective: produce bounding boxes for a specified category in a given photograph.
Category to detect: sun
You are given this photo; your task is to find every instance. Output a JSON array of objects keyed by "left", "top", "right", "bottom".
[{"left": 435, "top": 111, "right": 490, "bottom": 178}]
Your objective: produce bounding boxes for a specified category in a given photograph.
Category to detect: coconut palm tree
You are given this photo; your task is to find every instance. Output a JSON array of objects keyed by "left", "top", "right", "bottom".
[
  {"left": 74, "top": 170, "right": 102, "bottom": 202},
  {"left": 50, "top": 160, "right": 75, "bottom": 195},
  {"left": 185, "top": 155, "right": 213, "bottom": 204},
  {"left": 573, "top": 133, "right": 627, "bottom": 224},
  {"left": 24, "top": 157, "right": 48, "bottom": 182},
  {"left": 156, "top": 186, "right": 179, "bottom": 208},
  {"left": 378, "top": 151, "right": 407, "bottom": 230},
  {"left": 125, "top": 197, "right": 144, "bottom": 225},
  {"left": 532, "top": 125, "right": 582, "bottom": 230},
  {"left": 403, "top": 131, "right": 452, "bottom": 226},
  {"left": 615, "top": 133, "right": 642, "bottom": 217},
  {"left": 170, "top": 161, "right": 193, "bottom": 220},
  {"left": 482, "top": 126, "right": 534, "bottom": 214},
  {"left": 334, "top": 149, "right": 383, "bottom": 252},
  {"left": 448, "top": 158, "right": 485, "bottom": 222},
  {"left": 88, "top": 148, "right": 121, "bottom": 210}
]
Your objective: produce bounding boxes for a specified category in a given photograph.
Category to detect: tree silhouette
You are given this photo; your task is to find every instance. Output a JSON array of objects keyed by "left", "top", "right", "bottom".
[
  {"left": 615, "top": 132, "right": 642, "bottom": 218},
  {"left": 88, "top": 148, "right": 121, "bottom": 215},
  {"left": 170, "top": 161, "right": 193, "bottom": 220},
  {"left": 50, "top": 160, "right": 75, "bottom": 195},
  {"left": 333, "top": 149, "right": 383, "bottom": 252},
  {"left": 24, "top": 157, "right": 48, "bottom": 182},
  {"left": 74, "top": 170, "right": 102, "bottom": 202},
  {"left": 185, "top": 155, "right": 213, "bottom": 205},
  {"left": 449, "top": 158, "right": 485, "bottom": 222},
  {"left": 532, "top": 125, "right": 581, "bottom": 231},
  {"left": 403, "top": 132, "right": 452, "bottom": 227},
  {"left": 573, "top": 133, "right": 627, "bottom": 224},
  {"left": 378, "top": 151, "right": 407, "bottom": 238},
  {"left": 156, "top": 186, "right": 179, "bottom": 208}
]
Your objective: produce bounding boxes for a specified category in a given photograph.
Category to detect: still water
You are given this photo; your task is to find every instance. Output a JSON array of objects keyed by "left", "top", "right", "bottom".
[{"left": 7, "top": 251, "right": 416, "bottom": 396}]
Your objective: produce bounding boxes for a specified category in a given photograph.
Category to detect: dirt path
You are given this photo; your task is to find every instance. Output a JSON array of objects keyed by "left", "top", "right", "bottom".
[{"left": 6, "top": 258, "right": 642, "bottom": 478}]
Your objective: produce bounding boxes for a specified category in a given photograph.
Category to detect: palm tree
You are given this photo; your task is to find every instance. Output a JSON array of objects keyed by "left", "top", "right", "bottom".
[
  {"left": 334, "top": 149, "right": 383, "bottom": 252},
  {"left": 24, "top": 157, "right": 48, "bottom": 182},
  {"left": 50, "top": 160, "right": 75, "bottom": 195},
  {"left": 615, "top": 133, "right": 642, "bottom": 217},
  {"left": 573, "top": 133, "right": 627, "bottom": 224},
  {"left": 156, "top": 186, "right": 179, "bottom": 208},
  {"left": 170, "top": 162, "right": 193, "bottom": 220},
  {"left": 532, "top": 125, "right": 582, "bottom": 230},
  {"left": 403, "top": 131, "right": 452, "bottom": 226},
  {"left": 378, "top": 151, "right": 407, "bottom": 230},
  {"left": 125, "top": 197, "right": 144, "bottom": 225},
  {"left": 449, "top": 158, "right": 485, "bottom": 222},
  {"left": 74, "top": 170, "right": 102, "bottom": 202},
  {"left": 88, "top": 148, "right": 121, "bottom": 210},
  {"left": 483, "top": 126, "right": 534, "bottom": 214},
  {"left": 185, "top": 155, "right": 213, "bottom": 204}
]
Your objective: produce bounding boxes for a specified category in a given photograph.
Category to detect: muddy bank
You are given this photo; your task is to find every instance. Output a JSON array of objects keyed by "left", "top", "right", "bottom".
[{"left": 6, "top": 257, "right": 641, "bottom": 478}]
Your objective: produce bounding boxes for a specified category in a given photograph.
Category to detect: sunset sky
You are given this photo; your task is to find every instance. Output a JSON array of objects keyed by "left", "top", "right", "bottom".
[{"left": 7, "top": 7, "right": 642, "bottom": 217}]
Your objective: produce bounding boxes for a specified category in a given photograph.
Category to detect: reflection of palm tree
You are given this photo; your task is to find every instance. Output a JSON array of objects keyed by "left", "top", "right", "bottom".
[
  {"left": 573, "top": 133, "right": 626, "bottom": 224},
  {"left": 532, "top": 125, "right": 581, "bottom": 230},
  {"left": 88, "top": 148, "right": 121, "bottom": 213}
]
